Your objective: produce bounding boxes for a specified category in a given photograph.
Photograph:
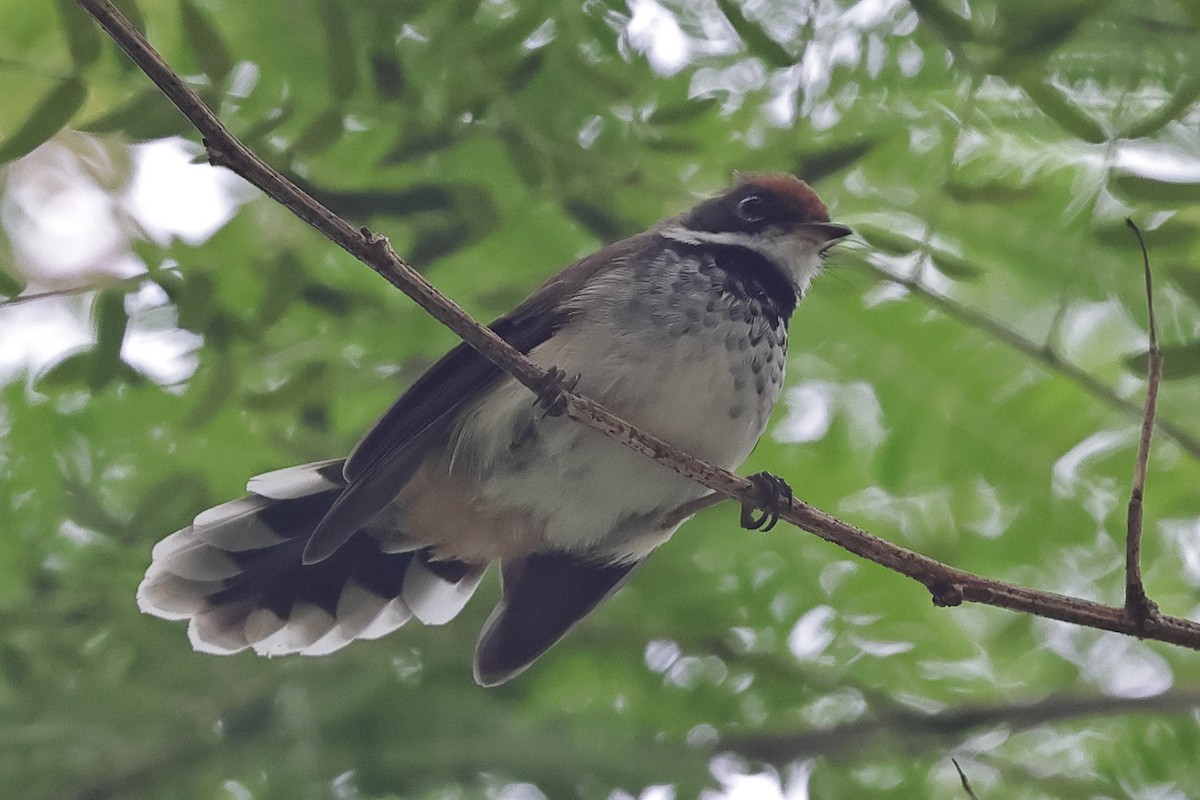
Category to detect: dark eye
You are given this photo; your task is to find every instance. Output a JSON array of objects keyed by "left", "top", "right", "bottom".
[{"left": 737, "top": 194, "right": 769, "bottom": 222}]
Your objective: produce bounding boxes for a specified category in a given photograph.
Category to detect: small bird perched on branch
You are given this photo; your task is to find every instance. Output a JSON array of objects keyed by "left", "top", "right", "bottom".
[{"left": 138, "top": 174, "right": 851, "bottom": 685}]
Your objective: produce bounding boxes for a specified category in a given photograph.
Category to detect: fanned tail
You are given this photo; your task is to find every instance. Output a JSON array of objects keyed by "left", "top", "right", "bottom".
[{"left": 137, "top": 459, "right": 483, "bottom": 656}]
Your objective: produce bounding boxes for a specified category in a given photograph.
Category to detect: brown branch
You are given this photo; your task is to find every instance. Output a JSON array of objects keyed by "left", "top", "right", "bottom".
[
  {"left": 1124, "top": 219, "right": 1162, "bottom": 623},
  {"left": 76, "top": 0, "right": 1200, "bottom": 652}
]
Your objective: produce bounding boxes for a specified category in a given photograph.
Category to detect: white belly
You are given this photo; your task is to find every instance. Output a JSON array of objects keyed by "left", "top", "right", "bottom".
[{"left": 440, "top": 307, "right": 785, "bottom": 561}]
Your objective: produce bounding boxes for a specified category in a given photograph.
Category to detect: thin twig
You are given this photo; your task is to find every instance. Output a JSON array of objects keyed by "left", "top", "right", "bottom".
[
  {"left": 0, "top": 274, "right": 150, "bottom": 308},
  {"left": 75, "top": 0, "right": 1200, "bottom": 653},
  {"left": 952, "top": 759, "right": 980, "bottom": 800},
  {"left": 855, "top": 259, "right": 1200, "bottom": 460},
  {"left": 1124, "top": 219, "right": 1161, "bottom": 623}
]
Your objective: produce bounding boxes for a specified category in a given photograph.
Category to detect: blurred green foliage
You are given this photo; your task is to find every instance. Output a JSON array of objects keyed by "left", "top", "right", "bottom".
[{"left": 2, "top": 0, "right": 1200, "bottom": 798}]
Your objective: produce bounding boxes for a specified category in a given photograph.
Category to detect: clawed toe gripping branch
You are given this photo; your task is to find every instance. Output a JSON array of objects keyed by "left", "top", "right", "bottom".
[
  {"left": 740, "top": 472, "right": 793, "bottom": 532},
  {"left": 532, "top": 367, "right": 581, "bottom": 418},
  {"left": 76, "top": 0, "right": 1200, "bottom": 652}
]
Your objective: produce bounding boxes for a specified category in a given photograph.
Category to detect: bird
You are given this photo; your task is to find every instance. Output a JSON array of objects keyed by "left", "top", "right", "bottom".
[{"left": 137, "top": 173, "right": 851, "bottom": 686}]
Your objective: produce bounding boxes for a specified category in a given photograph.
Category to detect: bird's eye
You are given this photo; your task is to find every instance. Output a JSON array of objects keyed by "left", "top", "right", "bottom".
[{"left": 737, "top": 194, "right": 769, "bottom": 223}]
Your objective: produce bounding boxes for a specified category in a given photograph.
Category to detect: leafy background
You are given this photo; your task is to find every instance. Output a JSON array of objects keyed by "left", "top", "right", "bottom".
[{"left": 2, "top": 0, "right": 1200, "bottom": 797}]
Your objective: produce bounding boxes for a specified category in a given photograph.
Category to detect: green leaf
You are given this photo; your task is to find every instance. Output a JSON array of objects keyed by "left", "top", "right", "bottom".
[
  {"left": 383, "top": 126, "right": 459, "bottom": 164},
  {"left": 203, "top": 311, "right": 242, "bottom": 351},
  {"left": 1094, "top": 217, "right": 1200, "bottom": 249},
  {"left": 289, "top": 108, "right": 345, "bottom": 156},
  {"left": 64, "top": 479, "right": 127, "bottom": 535},
  {"left": 644, "top": 134, "right": 699, "bottom": 153},
  {"left": 125, "top": 473, "right": 210, "bottom": 539},
  {"left": 930, "top": 249, "right": 982, "bottom": 280},
  {"left": 1021, "top": 79, "right": 1108, "bottom": 143},
  {"left": 57, "top": 0, "right": 102, "bottom": 67},
  {"left": 300, "top": 283, "right": 353, "bottom": 316},
  {"left": 908, "top": 0, "right": 974, "bottom": 43},
  {"left": 238, "top": 101, "right": 297, "bottom": 150},
  {"left": 446, "top": 0, "right": 483, "bottom": 24},
  {"left": 409, "top": 218, "right": 474, "bottom": 264},
  {"left": 0, "top": 75, "right": 88, "bottom": 165},
  {"left": 180, "top": 0, "right": 234, "bottom": 83},
  {"left": 795, "top": 138, "right": 877, "bottom": 183},
  {"left": 256, "top": 251, "right": 305, "bottom": 329},
  {"left": 36, "top": 350, "right": 93, "bottom": 390},
  {"left": 0, "top": 269, "right": 24, "bottom": 298},
  {"left": 647, "top": 97, "right": 720, "bottom": 126},
  {"left": 1124, "top": 342, "right": 1200, "bottom": 381},
  {"left": 500, "top": 125, "right": 545, "bottom": 188},
  {"left": 1110, "top": 172, "right": 1200, "bottom": 204},
  {"left": 370, "top": 52, "right": 405, "bottom": 100},
  {"left": 944, "top": 178, "right": 1037, "bottom": 205},
  {"left": 506, "top": 50, "right": 547, "bottom": 94},
  {"left": 1171, "top": 267, "right": 1200, "bottom": 307},
  {"left": 310, "top": 183, "right": 466, "bottom": 220},
  {"left": 479, "top": 5, "right": 553, "bottom": 55},
  {"left": 81, "top": 87, "right": 191, "bottom": 141},
  {"left": 1120, "top": 75, "right": 1200, "bottom": 140},
  {"left": 221, "top": 698, "right": 275, "bottom": 743},
  {"left": 855, "top": 222, "right": 918, "bottom": 256},
  {"left": 565, "top": 50, "right": 633, "bottom": 99},
  {"left": 563, "top": 198, "right": 629, "bottom": 242},
  {"left": 713, "top": 0, "right": 797, "bottom": 67},
  {"left": 992, "top": 1, "right": 1096, "bottom": 66},
  {"left": 320, "top": 0, "right": 358, "bottom": 98},
  {"left": 170, "top": 273, "right": 216, "bottom": 332},
  {"left": 90, "top": 290, "right": 129, "bottom": 391},
  {"left": 185, "top": 352, "right": 238, "bottom": 426},
  {"left": 244, "top": 362, "right": 327, "bottom": 411}
]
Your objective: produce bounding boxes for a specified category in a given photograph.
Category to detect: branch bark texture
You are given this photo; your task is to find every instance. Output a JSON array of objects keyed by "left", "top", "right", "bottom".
[{"left": 76, "top": 0, "right": 1200, "bottom": 652}]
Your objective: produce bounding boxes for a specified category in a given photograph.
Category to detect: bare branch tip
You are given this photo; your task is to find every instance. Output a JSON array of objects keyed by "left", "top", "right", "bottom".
[
  {"left": 951, "top": 758, "right": 979, "bottom": 800},
  {"left": 1123, "top": 209, "right": 1160, "bottom": 616}
]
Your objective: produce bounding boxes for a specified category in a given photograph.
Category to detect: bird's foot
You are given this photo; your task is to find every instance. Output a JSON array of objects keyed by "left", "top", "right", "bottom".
[
  {"left": 740, "top": 472, "right": 793, "bottom": 532},
  {"left": 532, "top": 366, "right": 581, "bottom": 418}
]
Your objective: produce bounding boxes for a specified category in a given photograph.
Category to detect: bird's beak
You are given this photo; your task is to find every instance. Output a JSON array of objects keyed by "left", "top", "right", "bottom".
[{"left": 801, "top": 221, "right": 853, "bottom": 243}]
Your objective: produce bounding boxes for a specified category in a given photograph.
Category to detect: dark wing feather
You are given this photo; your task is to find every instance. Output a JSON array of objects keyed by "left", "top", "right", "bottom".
[
  {"left": 474, "top": 552, "right": 642, "bottom": 686},
  {"left": 301, "top": 234, "right": 651, "bottom": 564}
]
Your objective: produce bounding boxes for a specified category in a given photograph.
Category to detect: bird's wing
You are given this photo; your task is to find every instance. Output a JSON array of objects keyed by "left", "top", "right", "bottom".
[{"left": 301, "top": 234, "right": 650, "bottom": 564}]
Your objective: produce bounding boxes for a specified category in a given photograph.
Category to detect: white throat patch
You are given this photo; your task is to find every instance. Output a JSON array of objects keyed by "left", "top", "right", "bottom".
[{"left": 659, "top": 225, "right": 826, "bottom": 295}]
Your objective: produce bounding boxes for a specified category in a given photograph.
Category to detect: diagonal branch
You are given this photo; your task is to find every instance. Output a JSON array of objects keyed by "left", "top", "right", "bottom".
[{"left": 76, "top": 0, "right": 1200, "bottom": 653}]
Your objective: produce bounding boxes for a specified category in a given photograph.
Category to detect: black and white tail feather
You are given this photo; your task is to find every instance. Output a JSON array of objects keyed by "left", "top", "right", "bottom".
[
  {"left": 136, "top": 459, "right": 636, "bottom": 685},
  {"left": 137, "top": 459, "right": 483, "bottom": 659}
]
